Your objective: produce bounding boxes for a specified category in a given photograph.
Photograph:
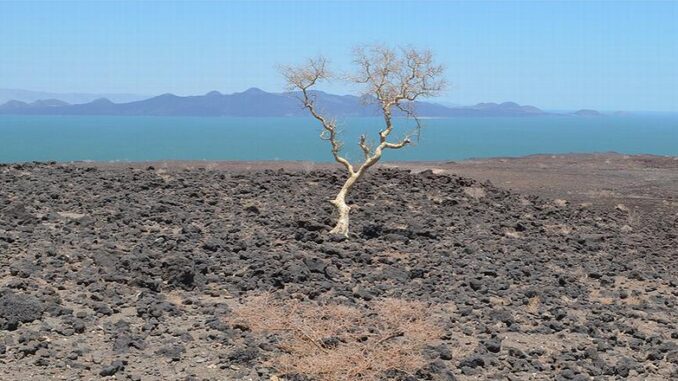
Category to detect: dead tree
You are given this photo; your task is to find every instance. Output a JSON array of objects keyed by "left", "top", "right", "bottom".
[{"left": 281, "top": 45, "right": 445, "bottom": 237}]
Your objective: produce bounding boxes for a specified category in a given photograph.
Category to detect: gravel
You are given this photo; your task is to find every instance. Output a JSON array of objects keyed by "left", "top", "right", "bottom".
[{"left": 0, "top": 163, "right": 675, "bottom": 380}]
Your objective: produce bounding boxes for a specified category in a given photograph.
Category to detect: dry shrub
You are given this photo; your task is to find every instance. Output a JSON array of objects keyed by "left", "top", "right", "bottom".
[
  {"left": 229, "top": 295, "right": 442, "bottom": 381},
  {"left": 525, "top": 295, "right": 541, "bottom": 314}
]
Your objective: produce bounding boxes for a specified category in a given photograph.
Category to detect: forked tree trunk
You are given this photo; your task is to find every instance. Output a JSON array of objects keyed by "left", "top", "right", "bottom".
[{"left": 328, "top": 171, "right": 361, "bottom": 237}]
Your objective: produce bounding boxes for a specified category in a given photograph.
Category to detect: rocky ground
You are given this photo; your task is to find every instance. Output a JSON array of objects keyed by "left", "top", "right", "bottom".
[{"left": 0, "top": 158, "right": 676, "bottom": 380}]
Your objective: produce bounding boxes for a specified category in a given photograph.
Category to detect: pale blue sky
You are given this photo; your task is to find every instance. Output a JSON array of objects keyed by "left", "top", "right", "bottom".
[{"left": 0, "top": 1, "right": 676, "bottom": 111}]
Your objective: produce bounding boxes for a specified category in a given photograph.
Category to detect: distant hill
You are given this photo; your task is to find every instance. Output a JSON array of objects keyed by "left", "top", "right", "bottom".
[
  {"left": 0, "top": 99, "right": 70, "bottom": 111},
  {"left": 0, "top": 88, "right": 548, "bottom": 117},
  {"left": 464, "top": 101, "right": 544, "bottom": 116},
  {"left": 0, "top": 88, "right": 148, "bottom": 105},
  {"left": 572, "top": 109, "right": 602, "bottom": 117}
]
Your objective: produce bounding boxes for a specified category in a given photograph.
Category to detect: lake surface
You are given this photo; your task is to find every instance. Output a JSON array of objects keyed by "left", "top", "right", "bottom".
[{"left": 1, "top": 115, "right": 677, "bottom": 163}]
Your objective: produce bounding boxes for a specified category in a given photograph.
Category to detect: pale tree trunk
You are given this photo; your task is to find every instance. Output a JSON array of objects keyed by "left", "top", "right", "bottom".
[
  {"left": 328, "top": 171, "right": 361, "bottom": 237},
  {"left": 329, "top": 144, "right": 395, "bottom": 236}
]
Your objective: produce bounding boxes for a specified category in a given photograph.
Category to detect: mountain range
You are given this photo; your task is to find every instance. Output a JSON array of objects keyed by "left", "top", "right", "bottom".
[
  {"left": 0, "top": 88, "right": 596, "bottom": 117},
  {"left": 0, "top": 88, "right": 148, "bottom": 105}
]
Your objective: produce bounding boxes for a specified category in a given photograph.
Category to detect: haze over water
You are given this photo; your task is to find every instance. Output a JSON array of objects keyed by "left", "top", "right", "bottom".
[{"left": 1, "top": 115, "right": 676, "bottom": 163}]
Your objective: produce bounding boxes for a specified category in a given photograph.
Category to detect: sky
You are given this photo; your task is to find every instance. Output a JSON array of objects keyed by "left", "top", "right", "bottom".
[{"left": 0, "top": 1, "right": 676, "bottom": 111}]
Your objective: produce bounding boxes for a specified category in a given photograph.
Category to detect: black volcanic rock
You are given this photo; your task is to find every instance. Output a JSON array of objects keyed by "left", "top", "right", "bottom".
[
  {"left": 0, "top": 163, "right": 674, "bottom": 379},
  {"left": 0, "top": 292, "right": 45, "bottom": 330}
]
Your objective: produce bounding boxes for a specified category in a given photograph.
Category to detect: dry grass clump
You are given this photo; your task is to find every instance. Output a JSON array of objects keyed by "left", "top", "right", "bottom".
[
  {"left": 525, "top": 295, "right": 541, "bottom": 314},
  {"left": 229, "top": 295, "right": 443, "bottom": 381}
]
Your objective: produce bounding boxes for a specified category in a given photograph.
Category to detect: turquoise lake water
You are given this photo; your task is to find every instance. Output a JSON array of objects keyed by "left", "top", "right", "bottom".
[{"left": 0, "top": 115, "right": 676, "bottom": 163}]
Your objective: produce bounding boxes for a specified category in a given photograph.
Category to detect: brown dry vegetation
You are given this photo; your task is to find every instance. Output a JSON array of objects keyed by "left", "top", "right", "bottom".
[{"left": 228, "top": 295, "right": 443, "bottom": 381}]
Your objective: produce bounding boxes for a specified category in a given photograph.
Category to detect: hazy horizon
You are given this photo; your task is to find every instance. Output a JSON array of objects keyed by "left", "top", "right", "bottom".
[
  {"left": 1, "top": 1, "right": 677, "bottom": 111},
  {"left": 2, "top": 86, "right": 677, "bottom": 114}
]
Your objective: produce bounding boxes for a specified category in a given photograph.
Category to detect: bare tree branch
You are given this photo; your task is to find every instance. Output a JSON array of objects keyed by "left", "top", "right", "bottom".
[
  {"left": 351, "top": 45, "right": 444, "bottom": 147},
  {"left": 382, "top": 138, "right": 411, "bottom": 150},
  {"left": 359, "top": 134, "right": 371, "bottom": 160},
  {"left": 281, "top": 58, "right": 355, "bottom": 175},
  {"left": 394, "top": 102, "right": 423, "bottom": 143}
]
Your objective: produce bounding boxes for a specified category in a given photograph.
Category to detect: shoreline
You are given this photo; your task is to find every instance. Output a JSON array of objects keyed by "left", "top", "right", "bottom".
[{"left": 9, "top": 152, "right": 674, "bottom": 168}]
